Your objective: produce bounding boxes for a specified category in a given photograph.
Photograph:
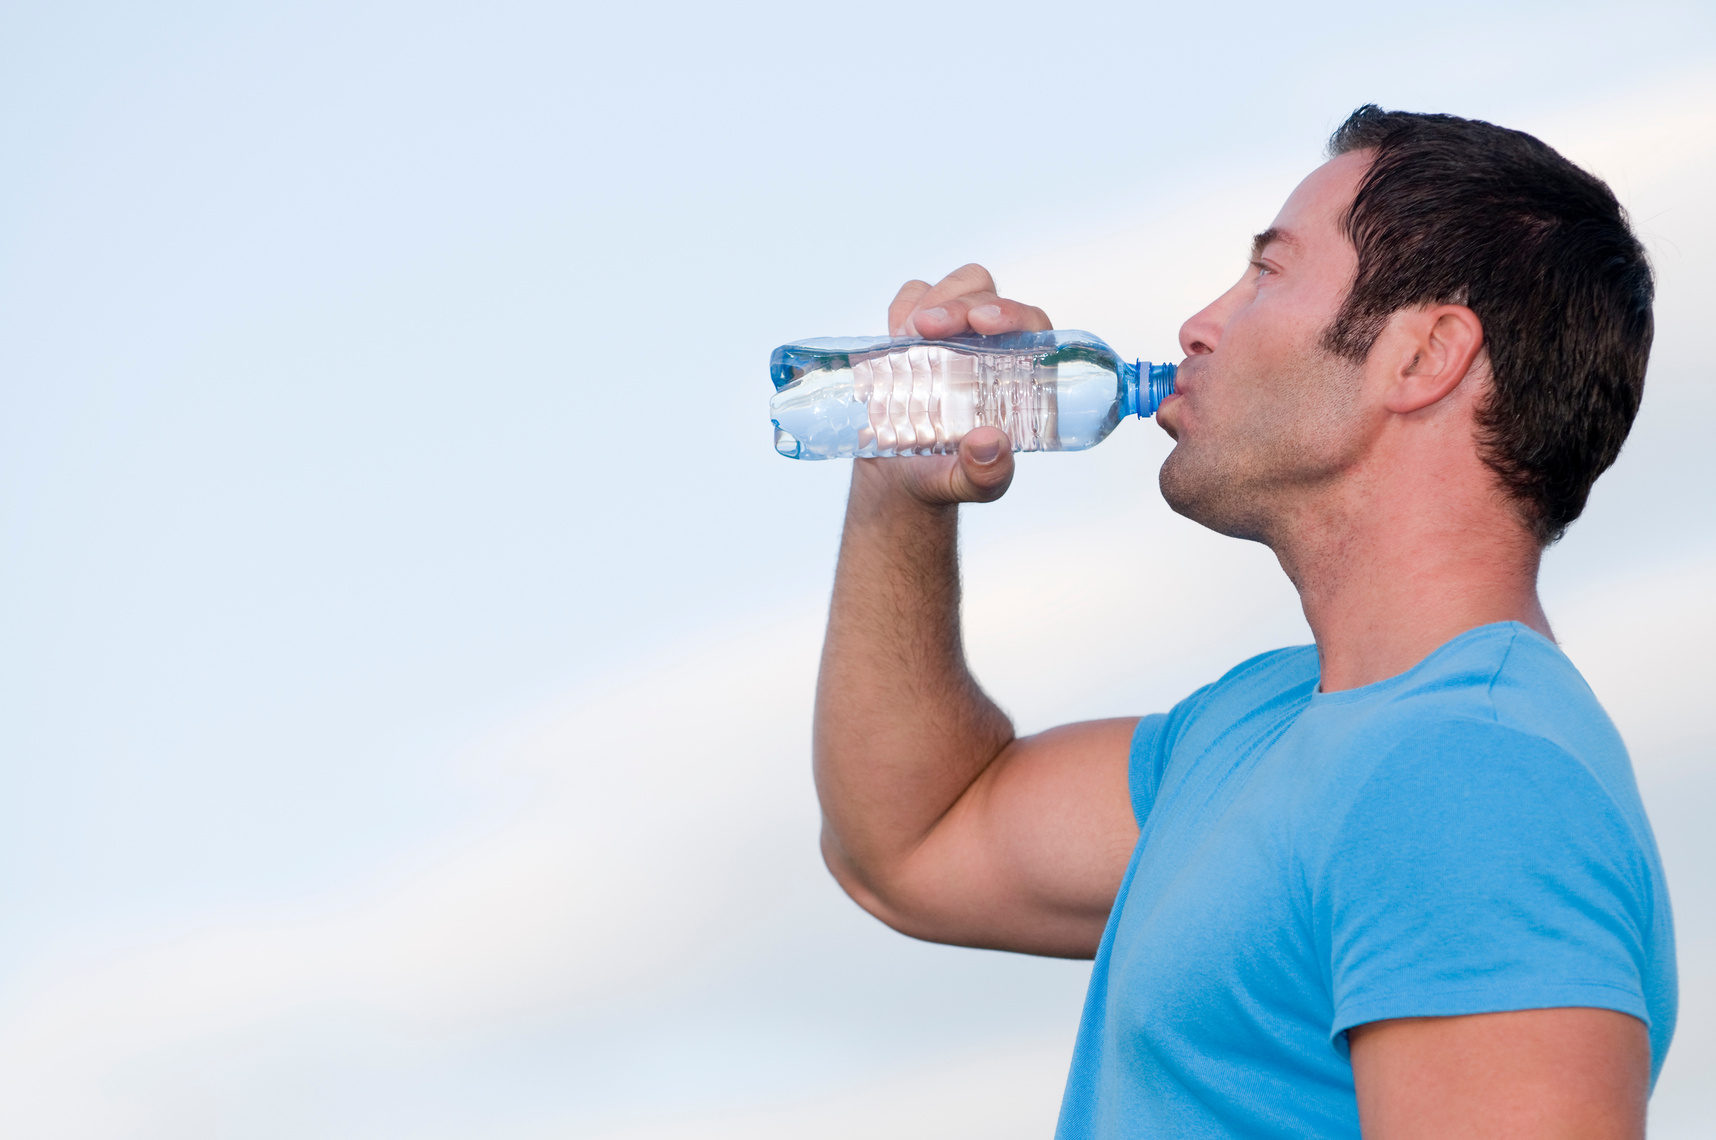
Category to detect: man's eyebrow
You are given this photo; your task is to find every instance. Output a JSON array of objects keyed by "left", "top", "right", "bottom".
[{"left": 1250, "top": 227, "right": 1297, "bottom": 261}]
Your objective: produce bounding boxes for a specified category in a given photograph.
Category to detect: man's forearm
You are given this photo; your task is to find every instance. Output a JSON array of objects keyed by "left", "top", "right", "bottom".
[
  {"left": 812, "top": 460, "right": 1014, "bottom": 906},
  {"left": 803, "top": 272, "right": 1135, "bottom": 955}
]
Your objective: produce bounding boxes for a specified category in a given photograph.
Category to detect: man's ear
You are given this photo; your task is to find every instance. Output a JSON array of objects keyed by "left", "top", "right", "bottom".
[{"left": 1377, "top": 304, "right": 1485, "bottom": 414}]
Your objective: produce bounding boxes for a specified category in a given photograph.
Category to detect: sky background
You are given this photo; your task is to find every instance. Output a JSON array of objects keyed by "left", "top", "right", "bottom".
[{"left": 1, "top": 1, "right": 1713, "bottom": 1136}]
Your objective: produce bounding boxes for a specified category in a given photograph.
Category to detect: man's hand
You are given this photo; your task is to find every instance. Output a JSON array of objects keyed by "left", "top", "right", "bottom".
[
  {"left": 855, "top": 263, "right": 1056, "bottom": 507},
  {"left": 813, "top": 264, "right": 1141, "bottom": 959}
]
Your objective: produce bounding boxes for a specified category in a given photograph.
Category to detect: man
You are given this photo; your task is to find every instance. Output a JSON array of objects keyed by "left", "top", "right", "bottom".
[{"left": 812, "top": 106, "right": 1675, "bottom": 1139}]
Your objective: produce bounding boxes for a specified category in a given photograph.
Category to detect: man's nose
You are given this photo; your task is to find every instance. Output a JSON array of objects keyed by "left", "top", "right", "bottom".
[
  {"left": 1179, "top": 301, "right": 1223, "bottom": 357},
  {"left": 1178, "top": 278, "right": 1245, "bottom": 358}
]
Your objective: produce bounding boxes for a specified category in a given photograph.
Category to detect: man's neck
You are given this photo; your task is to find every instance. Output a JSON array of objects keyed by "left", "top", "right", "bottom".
[{"left": 1274, "top": 484, "right": 1551, "bottom": 694}]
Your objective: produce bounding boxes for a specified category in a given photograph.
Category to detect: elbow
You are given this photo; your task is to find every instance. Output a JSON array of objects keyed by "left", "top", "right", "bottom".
[
  {"left": 818, "top": 825, "right": 924, "bottom": 938},
  {"left": 817, "top": 823, "right": 989, "bottom": 949},
  {"left": 817, "top": 821, "right": 1112, "bottom": 959}
]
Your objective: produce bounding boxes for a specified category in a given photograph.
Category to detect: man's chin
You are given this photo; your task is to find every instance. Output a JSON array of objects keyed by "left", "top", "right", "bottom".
[
  {"left": 1157, "top": 448, "right": 1209, "bottom": 520},
  {"left": 1158, "top": 449, "right": 1269, "bottom": 543}
]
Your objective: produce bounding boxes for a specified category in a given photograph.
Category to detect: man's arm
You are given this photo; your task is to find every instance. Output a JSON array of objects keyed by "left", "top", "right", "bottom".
[
  {"left": 1350, "top": 1008, "right": 1650, "bottom": 1139},
  {"left": 813, "top": 265, "right": 1140, "bottom": 959}
]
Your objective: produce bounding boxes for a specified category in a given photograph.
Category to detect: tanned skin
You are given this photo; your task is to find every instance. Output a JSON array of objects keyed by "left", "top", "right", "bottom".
[{"left": 813, "top": 150, "right": 1650, "bottom": 1138}]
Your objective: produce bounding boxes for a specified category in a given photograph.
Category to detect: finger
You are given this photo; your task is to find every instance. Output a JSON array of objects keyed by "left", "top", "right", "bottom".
[
  {"left": 914, "top": 263, "right": 998, "bottom": 310},
  {"left": 913, "top": 293, "right": 1053, "bottom": 338},
  {"left": 900, "top": 265, "right": 997, "bottom": 335},
  {"left": 968, "top": 298, "right": 1052, "bottom": 334},
  {"left": 906, "top": 290, "right": 997, "bottom": 338},
  {"left": 888, "top": 280, "right": 933, "bottom": 336}
]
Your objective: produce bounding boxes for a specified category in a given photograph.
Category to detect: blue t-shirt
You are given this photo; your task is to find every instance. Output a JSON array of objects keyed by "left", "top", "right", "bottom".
[{"left": 1056, "top": 622, "right": 1676, "bottom": 1140}]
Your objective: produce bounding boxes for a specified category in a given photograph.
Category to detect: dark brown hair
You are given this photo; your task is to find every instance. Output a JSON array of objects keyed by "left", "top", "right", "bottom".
[{"left": 1324, "top": 106, "right": 1653, "bottom": 544}]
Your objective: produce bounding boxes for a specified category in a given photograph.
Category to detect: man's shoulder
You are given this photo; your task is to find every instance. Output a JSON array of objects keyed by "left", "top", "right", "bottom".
[
  {"left": 1160, "top": 623, "right": 1630, "bottom": 792},
  {"left": 1177, "top": 643, "right": 1321, "bottom": 720},
  {"left": 1301, "top": 624, "right": 1648, "bottom": 844},
  {"left": 1361, "top": 622, "right": 1628, "bottom": 775},
  {"left": 1130, "top": 646, "right": 1320, "bottom": 817},
  {"left": 1154, "top": 644, "right": 1320, "bottom": 754}
]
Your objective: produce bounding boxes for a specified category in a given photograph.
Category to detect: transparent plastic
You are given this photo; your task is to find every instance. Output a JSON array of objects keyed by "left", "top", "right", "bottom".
[{"left": 768, "top": 330, "right": 1176, "bottom": 460}]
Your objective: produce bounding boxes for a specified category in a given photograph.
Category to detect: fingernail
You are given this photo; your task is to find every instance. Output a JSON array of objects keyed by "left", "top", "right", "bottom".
[
  {"left": 890, "top": 326, "right": 908, "bottom": 338},
  {"left": 972, "top": 304, "right": 1001, "bottom": 322},
  {"left": 967, "top": 438, "right": 1002, "bottom": 465},
  {"left": 919, "top": 306, "right": 948, "bottom": 324}
]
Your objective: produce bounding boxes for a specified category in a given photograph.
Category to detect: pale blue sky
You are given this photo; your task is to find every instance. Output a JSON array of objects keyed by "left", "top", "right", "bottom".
[{"left": 2, "top": 2, "right": 1714, "bottom": 1135}]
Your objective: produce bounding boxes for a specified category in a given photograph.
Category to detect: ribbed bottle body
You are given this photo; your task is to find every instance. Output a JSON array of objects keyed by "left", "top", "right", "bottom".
[{"left": 769, "top": 331, "right": 1166, "bottom": 461}]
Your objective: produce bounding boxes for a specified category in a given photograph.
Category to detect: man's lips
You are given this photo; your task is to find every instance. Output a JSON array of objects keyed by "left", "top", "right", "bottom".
[
  {"left": 1166, "top": 359, "right": 1197, "bottom": 393},
  {"left": 1155, "top": 360, "right": 1194, "bottom": 419},
  {"left": 1154, "top": 391, "right": 1185, "bottom": 439}
]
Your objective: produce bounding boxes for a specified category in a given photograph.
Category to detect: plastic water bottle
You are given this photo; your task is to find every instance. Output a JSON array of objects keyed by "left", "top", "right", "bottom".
[{"left": 768, "top": 330, "right": 1176, "bottom": 460}]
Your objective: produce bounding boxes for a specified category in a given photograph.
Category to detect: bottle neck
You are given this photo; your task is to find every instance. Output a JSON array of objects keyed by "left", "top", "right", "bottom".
[{"left": 1123, "top": 361, "right": 1177, "bottom": 418}]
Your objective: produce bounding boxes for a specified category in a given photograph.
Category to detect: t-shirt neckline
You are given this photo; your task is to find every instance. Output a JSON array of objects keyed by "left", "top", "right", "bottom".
[{"left": 1308, "top": 620, "right": 1550, "bottom": 705}]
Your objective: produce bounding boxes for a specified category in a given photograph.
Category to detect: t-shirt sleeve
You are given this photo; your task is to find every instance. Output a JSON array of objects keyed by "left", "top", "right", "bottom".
[
  {"left": 1129, "top": 676, "right": 1233, "bottom": 827},
  {"left": 1319, "top": 718, "right": 1656, "bottom": 1043},
  {"left": 1127, "top": 713, "right": 1171, "bottom": 826}
]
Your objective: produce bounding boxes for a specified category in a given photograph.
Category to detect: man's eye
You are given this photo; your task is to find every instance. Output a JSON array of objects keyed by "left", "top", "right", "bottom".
[{"left": 1250, "top": 260, "right": 1274, "bottom": 278}]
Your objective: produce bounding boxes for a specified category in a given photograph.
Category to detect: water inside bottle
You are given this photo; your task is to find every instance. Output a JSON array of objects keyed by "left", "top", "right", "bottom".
[{"left": 771, "top": 342, "right": 1125, "bottom": 460}]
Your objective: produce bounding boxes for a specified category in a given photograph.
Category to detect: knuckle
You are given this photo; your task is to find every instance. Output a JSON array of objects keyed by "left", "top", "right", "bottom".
[{"left": 954, "top": 262, "right": 994, "bottom": 285}]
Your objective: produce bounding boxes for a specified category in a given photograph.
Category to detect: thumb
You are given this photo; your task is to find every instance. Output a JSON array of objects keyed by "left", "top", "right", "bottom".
[
  {"left": 885, "top": 428, "right": 1016, "bottom": 505},
  {"left": 947, "top": 428, "right": 1014, "bottom": 503}
]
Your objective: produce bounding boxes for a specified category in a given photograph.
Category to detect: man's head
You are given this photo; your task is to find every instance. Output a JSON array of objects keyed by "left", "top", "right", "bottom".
[{"left": 1157, "top": 107, "right": 1652, "bottom": 547}]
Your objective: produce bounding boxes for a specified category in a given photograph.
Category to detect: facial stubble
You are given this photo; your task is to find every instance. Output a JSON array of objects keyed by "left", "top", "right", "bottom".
[{"left": 1158, "top": 346, "right": 1368, "bottom": 548}]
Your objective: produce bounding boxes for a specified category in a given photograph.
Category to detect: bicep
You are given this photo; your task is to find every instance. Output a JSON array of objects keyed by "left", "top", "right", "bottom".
[
  {"left": 876, "top": 717, "right": 1141, "bottom": 958},
  {"left": 1350, "top": 1008, "right": 1649, "bottom": 1140}
]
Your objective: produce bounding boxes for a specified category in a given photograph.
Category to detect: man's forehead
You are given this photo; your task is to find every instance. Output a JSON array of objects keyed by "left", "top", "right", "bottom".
[{"left": 1269, "top": 152, "right": 1370, "bottom": 244}]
